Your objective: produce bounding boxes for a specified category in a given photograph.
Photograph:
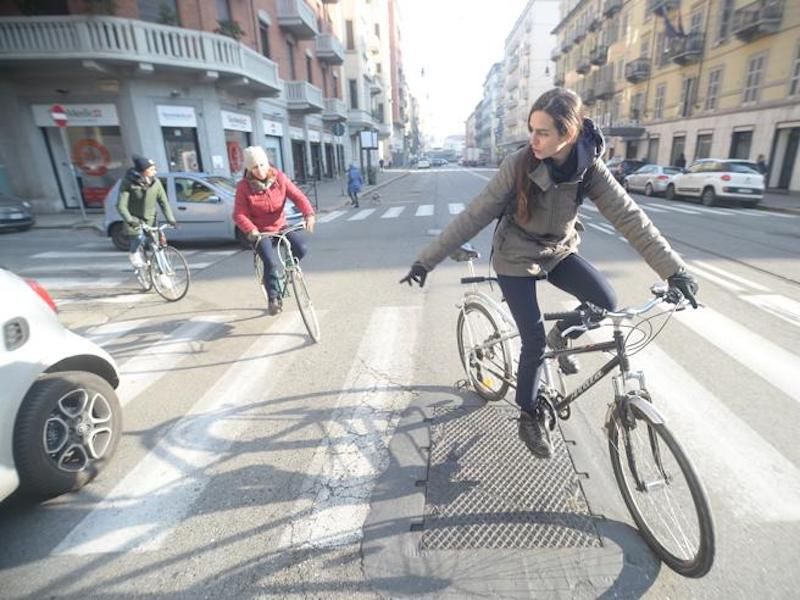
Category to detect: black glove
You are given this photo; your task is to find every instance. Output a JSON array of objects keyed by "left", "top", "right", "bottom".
[
  {"left": 667, "top": 268, "right": 699, "bottom": 308},
  {"left": 400, "top": 262, "right": 428, "bottom": 288}
]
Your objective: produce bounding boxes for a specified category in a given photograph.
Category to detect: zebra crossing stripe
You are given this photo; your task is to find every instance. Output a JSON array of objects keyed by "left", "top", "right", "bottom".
[
  {"left": 692, "top": 260, "right": 770, "bottom": 291},
  {"left": 347, "top": 208, "right": 376, "bottom": 221},
  {"left": 651, "top": 202, "right": 704, "bottom": 215},
  {"left": 415, "top": 204, "right": 434, "bottom": 216},
  {"left": 741, "top": 294, "right": 800, "bottom": 329},
  {"left": 448, "top": 203, "right": 465, "bottom": 215},
  {"left": 641, "top": 204, "right": 669, "bottom": 213},
  {"left": 587, "top": 223, "right": 615, "bottom": 236},
  {"left": 381, "top": 206, "right": 405, "bottom": 219},
  {"left": 689, "top": 264, "right": 746, "bottom": 292},
  {"left": 317, "top": 210, "right": 346, "bottom": 223},
  {"left": 52, "top": 312, "right": 316, "bottom": 555},
  {"left": 85, "top": 318, "right": 153, "bottom": 346}
]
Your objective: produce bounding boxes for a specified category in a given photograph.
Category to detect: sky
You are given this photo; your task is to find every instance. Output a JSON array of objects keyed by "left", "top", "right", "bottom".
[{"left": 398, "top": 0, "right": 529, "bottom": 145}]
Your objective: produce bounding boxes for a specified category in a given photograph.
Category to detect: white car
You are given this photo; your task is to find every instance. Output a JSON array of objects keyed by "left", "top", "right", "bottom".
[
  {"left": 0, "top": 269, "right": 121, "bottom": 502},
  {"left": 416, "top": 159, "right": 431, "bottom": 169},
  {"left": 666, "top": 159, "right": 764, "bottom": 207},
  {"left": 623, "top": 164, "right": 682, "bottom": 196}
]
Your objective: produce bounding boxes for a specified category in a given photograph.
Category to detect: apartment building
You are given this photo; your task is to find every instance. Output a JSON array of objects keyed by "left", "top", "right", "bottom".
[
  {"left": 475, "top": 63, "right": 502, "bottom": 164},
  {"left": 0, "top": 0, "right": 411, "bottom": 212},
  {"left": 553, "top": 0, "right": 800, "bottom": 191}
]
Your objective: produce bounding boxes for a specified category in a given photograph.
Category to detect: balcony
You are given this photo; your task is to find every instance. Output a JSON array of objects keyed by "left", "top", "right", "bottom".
[
  {"left": 277, "top": 0, "right": 318, "bottom": 40},
  {"left": 576, "top": 55, "right": 591, "bottom": 74},
  {"left": 583, "top": 87, "right": 596, "bottom": 106},
  {"left": 316, "top": 33, "right": 344, "bottom": 64},
  {"left": 588, "top": 14, "right": 602, "bottom": 32},
  {"left": 647, "top": 0, "right": 679, "bottom": 12},
  {"left": 624, "top": 57, "right": 651, "bottom": 83},
  {"left": 561, "top": 38, "right": 573, "bottom": 53},
  {"left": 666, "top": 32, "right": 704, "bottom": 65},
  {"left": 590, "top": 44, "right": 608, "bottom": 66},
  {"left": 322, "top": 97, "right": 346, "bottom": 121},
  {"left": 376, "top": 121, "right": 391, "bottom": 138},
  {"left": 286, "top": 80, "right": 324, "bottom": 113},
  {"left": 506, "top": 76, "right": 518, "bottom": 91},
  {"left": 369, "top": 75, "right": 383, "bottom": 96},
  {"left": 574, "top": 27, "right": 586, "bottom": 44},
  {"left": 508, "top": 55, "right": 520, "bottom": 72},
  {"left": 0, "top": 16, "right": 282, "bottom": 96},
  {"left": 732, "top": 0, "right": 784, "bottom": 42},
  {"left": 347, "top": 108, "right": 375, "bottom": 129},
  {"left": 595, "top": 77, "right": 614, "bottom": 99},
  {"left": 603, "top": 0, "right": 622, "bottom": 18},
  {"left": 554, "top": 72, "right": 565, "bottom": 87},
  {"left": 550, "top": 47, "right": 561, "bottom": 61}
]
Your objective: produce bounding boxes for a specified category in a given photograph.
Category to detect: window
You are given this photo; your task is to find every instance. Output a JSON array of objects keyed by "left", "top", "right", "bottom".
[
  {"left": 717, "top": 0, "right": 734, "bottom": 43},
  {"left": 689, "top": 9, "right": 703, "bottom": 34},
  {"left": 647, "top": 138, "right": 659, "bottom": 163},
  {"left": 631, "top": 92, "right": 643, "bottom": 121},
  {"left": 346, "top": 20, "right": 355, "bottom": 50},
  {"left": 215, "top": 0, "right": 231, "bottom": 22},
  {"left": 679, "top": 77, "right": 696, "bottom": 117},
  {"left": 175, "top": 178, "right": 217, "bottom": 203},
  {"left": 695, "top": 133, "right": 712, "bottom": 159},
  {"left": 606, "top": 16, "right": 618, "bottom": 44},
  {"left": 729, "top": 130, "right": 753, "bottom": 159},
  {"left": 640, "top": 32, "right": 650, "bottom": 58},
  {"left": 306, "top": 55, "right": 313, "bottom": 84},
  {"left": 743, "top": 54, "right": 766, "bottom": 103},
  {"left": 621, "top": 12, "right": 629, "bottom": 44},
  {"left": 259, "top": 22, "right": 271, "bottom": 58},
  {"left": 287, "top": 40, "right": 296, "bottom": 79},
  {"left": 332, "top": 73, "right": 340, "bottom": 99},
  {"left": 656, "top": 32, "right": 668, "bottom": 67},
  {"left": 374, "top": 23, "right": 380, "bottom": 38},
  {"left": 670, "top": 136, "right": 686, "bottom": 166},
  {"left": 790, "top": 43, "right": 800, "bottom": 96},
  {"left": 654, "top": 84, "right": 666, "bottom": 119},
  {"left": 705, "top": 68, "right": 722, "bottom": 111},
  {"left": 138, "top": 0, "right": 179, "bottom": 24},
  {"left": 349, "top": 78, "right": 358, "bottom": 109}
]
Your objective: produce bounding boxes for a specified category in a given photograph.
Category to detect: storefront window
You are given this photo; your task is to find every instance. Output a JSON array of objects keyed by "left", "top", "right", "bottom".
[
  {"left": 163, "top": 127, "right": 202, "bottom": 172},
  {"left": 224, "top": 129, "right": 251, "bottom": 178},
  {"left": 67, "top": 125, "right": 125, "bottom": 207}
]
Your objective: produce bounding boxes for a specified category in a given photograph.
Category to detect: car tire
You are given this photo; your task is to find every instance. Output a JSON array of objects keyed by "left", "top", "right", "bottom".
[
  {"left": 701, "top": 187, "right": 717, "bottom": 207},
  {"left": 110, "top": 222, "right": 128, "bottom": 251},
  {"left": 645, "top": 183, "right": 654, "bottom": 197},
  {"left": 13, "top": 372, "right": 122, "bottom": 499},
  {"left": 666, "top": 184, "right": 677, "bottom": 201}
]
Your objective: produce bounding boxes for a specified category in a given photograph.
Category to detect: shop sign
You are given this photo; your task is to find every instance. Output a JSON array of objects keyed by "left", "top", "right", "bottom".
[
  {"left": 263, "top": 119, "right": 283, "bottom": 136},
  {"left": 289, "top": 127, "right": 305, "bottom": 140},
  {"left": 157, "top": 105, "right": 197, "bottom": 128},
  {"left": 33, "top": 103, "right": 119, "bottom": 127},
  {"left": 221, "top": 110, "right": 252, "bottom": 132},
  {"left": 308, "top": 129, "right": 321, "bottom": 143}
]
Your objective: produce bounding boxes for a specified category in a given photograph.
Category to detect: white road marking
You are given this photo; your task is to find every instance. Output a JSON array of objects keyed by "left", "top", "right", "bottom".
[
  {"left": 691, "top": 260, "right": 770, "bottom": 291},
  {"left": 52, "top": 312, "right": 315, "bottom": 556},
  {"left": 587, "top": 223, "right": 615, "bottom": 236},
  {"left": 381, "top": 206, "right": 405, "bottom": 219},
  {"left": 448, "top": 203, "right": 465, "bottom": 215},
  {"left": 20, "top": 264, "right": 133, "bottom": 274},
  {"left": 31, "top": 277, "right": 128, "bottom": 290},
  {"left": 347, "top": 209, "right": 377, "bottom": 221},
  {"left": 279, "top": 306, "right": 420, "bottom": 550},
  {"left": 650, "top": 202, "right": 704, "bottom": 215},
  {"left": 741, "top": 294, "right": 800, "bottom": 329},
  {"left": 415, "top": 204, "right": 434, "bottom": 216},
  {"left": 683, "top": 205, "right": 734, "bottom": 216},
  {"left": 640, "top": 204, "right": 669, "bottom": 213},
  {"left": 317, "top": 210, "right": 346, "bottom": 223},
  {"left": 57, "top": 293, "right": 153, "bottom": 305},
  {"left": 689, "top": 265, "right": 746, "bottom": 293},
  {"left": 84, "top": 318, "right": 154, "bottom": 346},
  {"left": 199, "top": 250, "right": 238, "bottom": 257},
  {"left": 33, "top": 251, "right": 130, "bottom": 259}
]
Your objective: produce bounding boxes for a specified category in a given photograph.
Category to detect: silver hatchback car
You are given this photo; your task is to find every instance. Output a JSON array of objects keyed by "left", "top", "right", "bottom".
[{"left": 624, "top": 165, "right": 683, "bottom": 196}]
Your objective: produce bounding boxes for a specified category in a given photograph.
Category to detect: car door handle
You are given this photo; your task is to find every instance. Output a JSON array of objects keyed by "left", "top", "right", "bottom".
[{"left": 178, "top": 206, "right": 187, "bottom": 210}]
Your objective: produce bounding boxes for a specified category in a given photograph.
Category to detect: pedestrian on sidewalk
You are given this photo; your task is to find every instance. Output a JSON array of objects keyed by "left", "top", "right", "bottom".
[
  {"left": 400, "top": 87, "right": 699, "bottom": 459},
  {"left": 674, "top": 153, "right": 687, "bottom": 168},
  {"left": 347, "top": 163, "right": 363, "bottom": 208},
  {"left": 117, "top": 155, "right": 176, "bottom": 269},
  {"left": 756, "top": 154, "right": 769, "bottom": 176},
  {"left": 379, "top": 158, "right": 385, "bottom": 171}
]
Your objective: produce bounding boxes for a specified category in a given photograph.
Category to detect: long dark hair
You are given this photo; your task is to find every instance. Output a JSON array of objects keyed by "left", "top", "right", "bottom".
[{"left": 514, "top": 88, "right": 584, "bottom": 223}]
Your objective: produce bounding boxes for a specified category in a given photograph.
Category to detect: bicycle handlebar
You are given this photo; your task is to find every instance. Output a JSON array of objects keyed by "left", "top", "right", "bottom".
[
  {"left": 254, "top": 222, "right": 306, "bottom": 241},
  {"left": 141, "top": 223, "right": 174, "bottom": 233}
]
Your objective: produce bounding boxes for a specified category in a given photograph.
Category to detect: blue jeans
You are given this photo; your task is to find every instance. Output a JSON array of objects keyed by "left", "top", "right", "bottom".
[
  {"left": 496, "top": 253, "right": 617, "bottom": 414},
  {"left": 257, "top": 230, "right": 308, "bottom": 300}
]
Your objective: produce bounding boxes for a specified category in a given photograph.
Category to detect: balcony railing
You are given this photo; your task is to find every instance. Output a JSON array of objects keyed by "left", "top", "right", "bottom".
[
  {"left": 574, "top": 27, "right": 586, "bottom": 44},
  {"left": 322, "top": 97, "right": 346, "bottom": 121},
  {"left": 590, "top": 44, "right": 608, "bottom": 66},
  {"left": 603, "top": 0, "right": 622, "bottom": 18},
  {"left": 666, "top": 32, "right": 704, "bottom": 65},
  {"left": 588, "top": 14, "right": 602, "bottom": 32},
  {"left": 347, "top": 108, "right": 374, "bottom": 129},
  {"left": 550, "top": 47, "right": 561, "bottom": 61},
  {"left": 316, "top": 33, "right": 344, "bottom": 64},
  {"left": 561, "top": 38, "right": 573, "bottom": 53},
  {"left": 0, "top": 16, "right": 281, "bottom": 96},
  {"left": 732, "top": 0, "right": 784, "bottom": 41},
  {"left": 286, "top": 80, "right": 324, "bottom": 113},
  {"left": 277, "top": 0, "right": 318, "bottom": 40},
  {"left": 369, "top": 75, "right": 383, "bottom": 96},
  {"left": 595, "top": 77, "right": 614, "bottom": 99},
  {"left": 554, "top": 72, "right": 565, "bottom": 87},
  {"left": 576, "top": 55, "right": 591, "bottom": 74},
  {"left": 647, "top": 0, "right": 679, "bottom": 12},
  {"left": 624, "top": 57, "right": 651, "bottom": 83}
]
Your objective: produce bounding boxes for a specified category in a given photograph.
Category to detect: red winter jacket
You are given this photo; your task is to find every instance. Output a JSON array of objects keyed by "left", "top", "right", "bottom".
[{"left": 233, "top": 170, "right": 315, "bottom": 234}]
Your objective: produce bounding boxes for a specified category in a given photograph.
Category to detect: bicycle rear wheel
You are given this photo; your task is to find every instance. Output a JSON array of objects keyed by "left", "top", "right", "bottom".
[
  {"left": 456, "top": 301, "right": 513, "bottom": 402},
  {"left": 608, "top": 399, "right": 715, "bottom": 578},
  {"left": 289, "top": 268, "right": 320, "bottom": 342},
  {"left": 150, "top": 246, "right": 190, "bottom": 302}
]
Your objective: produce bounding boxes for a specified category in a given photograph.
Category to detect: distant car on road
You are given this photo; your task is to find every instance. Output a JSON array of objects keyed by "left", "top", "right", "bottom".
[
  {"left": 0, "top": 269, "right": 121, "bottom": 502},
  {"left": 666, "top": 159, "right": 764, "bottom": 207},
  {"left": 0, "top": 192, "right": 35, "bottom": 232},
  {"left": 416, "top": 159, "right": 431, "bottom": 169},
  {"left": 606, "top": 157, "right": 648, "bottom": 183},
  {"left": 430, "top": 158, "right": 448, "bottom": 167},
  {"left": 623, "top": 165, "right": 682, "bottom": 196}
]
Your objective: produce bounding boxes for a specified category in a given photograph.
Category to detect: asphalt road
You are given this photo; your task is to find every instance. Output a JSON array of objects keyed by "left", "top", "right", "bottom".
[{"left": 1, "top": 168, "right": 799, "bottom": 598}]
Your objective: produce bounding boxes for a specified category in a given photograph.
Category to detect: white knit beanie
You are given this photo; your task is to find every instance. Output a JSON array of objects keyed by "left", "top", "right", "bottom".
[{"left": 243, "top": 146, "right": 270, "bottom": 171}]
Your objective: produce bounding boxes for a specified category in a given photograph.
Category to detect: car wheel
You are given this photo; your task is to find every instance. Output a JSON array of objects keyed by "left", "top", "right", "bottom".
[
  {"left": 701, "top": 187, "right": 717, "bottom": 207},
  {"left": 109, "top": 222, "right": 128, "bottom": 251},
  {"left": 13, "top": 372, "right": 122, "bottom": 499},
  {"left": 645, "top": 183, "right": 654, "bottom": 197},
  {"left": 665, "top": 184, "right": 677, "bottom": 201}
]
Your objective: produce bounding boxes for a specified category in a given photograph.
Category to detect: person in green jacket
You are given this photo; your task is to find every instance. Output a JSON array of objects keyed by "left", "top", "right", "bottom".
[{"left": 117, "top": 155, "right": 176, "bottom": 268}]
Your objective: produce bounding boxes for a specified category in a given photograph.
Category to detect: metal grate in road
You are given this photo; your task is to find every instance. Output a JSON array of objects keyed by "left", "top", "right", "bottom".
[{"left": 420, "top": 406, "right": 602, "bottom": 550}]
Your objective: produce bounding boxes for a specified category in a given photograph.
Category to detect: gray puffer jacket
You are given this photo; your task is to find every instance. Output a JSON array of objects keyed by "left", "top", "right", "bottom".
[{"left": 416, "top": 119, "right": 685, "bottom": 280}]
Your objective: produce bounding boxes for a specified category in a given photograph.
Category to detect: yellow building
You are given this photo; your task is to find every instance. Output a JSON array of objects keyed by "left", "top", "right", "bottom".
[{"left": 553, "top": 0, "right": 800, "bottom": 191}]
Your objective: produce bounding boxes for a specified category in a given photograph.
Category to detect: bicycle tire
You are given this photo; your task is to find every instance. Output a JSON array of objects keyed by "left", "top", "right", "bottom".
[
  {"left": 456, "top": 301, "right": 513, "bottom": 402},
  {"left": 150, "top": 245, "right": 190, "bottom": 302},
  {"left": 289, "top": 268, "right": 321, "bottom": 343},
  {"left": 608, "top": 400, "right": 715, "bottom": 578},
  {"left": 253, "top": 253, "right": 270, "bottom": 308}
]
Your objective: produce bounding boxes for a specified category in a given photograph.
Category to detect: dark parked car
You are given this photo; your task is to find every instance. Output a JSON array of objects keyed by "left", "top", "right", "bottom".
[
  {"left": 606, "top": 157, "right": 648, "bottom": 183},
  {"left": 0, "top": 192, "right": 35, "bottom": 232}
]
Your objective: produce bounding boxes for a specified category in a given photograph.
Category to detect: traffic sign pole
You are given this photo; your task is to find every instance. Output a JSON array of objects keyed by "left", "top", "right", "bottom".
[{"left": 50, "top": 104, "right": 89, "bottom": 223}]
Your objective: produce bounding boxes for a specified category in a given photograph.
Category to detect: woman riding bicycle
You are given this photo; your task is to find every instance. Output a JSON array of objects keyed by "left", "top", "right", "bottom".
[
  {"left": 401, "top": 88, "right": 699, "bottom": 458},
  {"left": 234, "top": 146, "right": 316, "bottom": 316}
]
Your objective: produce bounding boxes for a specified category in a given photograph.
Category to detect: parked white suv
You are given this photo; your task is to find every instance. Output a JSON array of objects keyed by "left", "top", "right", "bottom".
[
  {"left": 666, "top": 159, "right": 764, "bottom": 207},
  {"left": 0, "top": 269, "right": 121, "bottom": 501}
]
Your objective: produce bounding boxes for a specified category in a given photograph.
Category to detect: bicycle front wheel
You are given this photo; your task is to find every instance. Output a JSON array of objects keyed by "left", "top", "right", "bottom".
[
  {"left": 289, "top": 268, "right": 320, "bottom": 342},
  {"left": 150, "top": 246, "right": 190, "bottom": 302},
  {"left": 456, "top": 302, "right": 513, "bottom": 402},
  {"left": 135, "top": 265, "right": 152, "bottom": 292},
  {"left": 608, "top": 400, "right": 715, "bottom": 578}
]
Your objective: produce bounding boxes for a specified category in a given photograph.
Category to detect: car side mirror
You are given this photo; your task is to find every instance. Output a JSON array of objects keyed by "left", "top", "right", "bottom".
[{"left": 208, "top": 195, "right": 220, "bottom": 203}]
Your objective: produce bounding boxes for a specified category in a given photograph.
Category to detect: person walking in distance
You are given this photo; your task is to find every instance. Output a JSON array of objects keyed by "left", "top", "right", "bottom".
[
  {"left": 234, "top": 146, "right": 316, "bottom": 316},
  {"left": 674, "top": 152, "right": 687, "bottom": 169},
  {"left": 347, "top": 163, "right": 363, "bottom": 207},
  {"left": 756, "top": 154, "right": 769, "bottom": 176},
  {"left": 400, "top": 88, "right": 699, "bottom": 459},
  {"left": 117, "top": 155, "right": 175, "bottom": 269}
]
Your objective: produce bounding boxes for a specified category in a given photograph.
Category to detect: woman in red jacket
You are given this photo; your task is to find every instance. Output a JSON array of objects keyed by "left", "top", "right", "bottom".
[{"left": 234, "top": 146, "right": 316, "bottom": 315}]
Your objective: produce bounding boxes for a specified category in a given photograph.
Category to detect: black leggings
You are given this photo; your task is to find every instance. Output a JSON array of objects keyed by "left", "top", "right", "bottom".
[{"left": 496, "top": 253, "right": 616, "bottom": 414}]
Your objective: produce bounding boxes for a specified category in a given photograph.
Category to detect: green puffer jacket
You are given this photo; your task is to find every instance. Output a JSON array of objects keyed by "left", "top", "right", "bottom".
[
  {"left": 117, "top": 168, "right": 175, "bottom": 236},
  {"left": 416, "top": 119, "right": 685, "bottom": 280}
]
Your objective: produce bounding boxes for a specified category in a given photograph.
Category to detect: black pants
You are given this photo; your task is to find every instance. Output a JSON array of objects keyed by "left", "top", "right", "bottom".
[
  {"left": 496, "top": 253, "right": 616, "bottom": 414},
  {"left": 257, "top": 230, "right": 308, "bottom": 300}
]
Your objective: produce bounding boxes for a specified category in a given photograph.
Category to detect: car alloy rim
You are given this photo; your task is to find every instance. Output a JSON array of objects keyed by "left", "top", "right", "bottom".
[{"left": 43, "top": 387, "right": 114, "bottom": 472}]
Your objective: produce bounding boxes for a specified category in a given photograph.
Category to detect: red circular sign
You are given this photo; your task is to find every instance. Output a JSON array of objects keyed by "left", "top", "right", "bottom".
[
  {"left": 50, "top": 104, "right": 67, "bottom": 128},
  {"left": 72, "top": 138, "right": 111, "bottom": 177}
]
